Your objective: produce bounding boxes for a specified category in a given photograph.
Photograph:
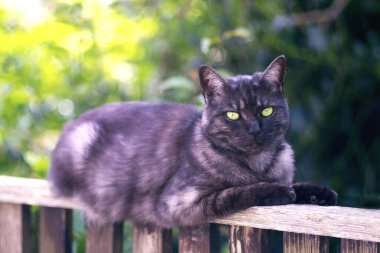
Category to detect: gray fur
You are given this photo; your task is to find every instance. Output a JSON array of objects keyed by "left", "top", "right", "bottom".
[{"left": 49, "top": 56, "right": 300, "bottom": 227}]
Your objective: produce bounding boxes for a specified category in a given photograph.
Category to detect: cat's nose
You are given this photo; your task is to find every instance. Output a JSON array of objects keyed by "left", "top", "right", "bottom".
[{"left": 248, "top": 121, "right": 260, "bottom": 135}]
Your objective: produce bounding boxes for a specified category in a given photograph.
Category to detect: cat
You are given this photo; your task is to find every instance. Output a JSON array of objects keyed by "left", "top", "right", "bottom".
[{"left": 49, "top": 55, "right": 337, "bottom": 227}]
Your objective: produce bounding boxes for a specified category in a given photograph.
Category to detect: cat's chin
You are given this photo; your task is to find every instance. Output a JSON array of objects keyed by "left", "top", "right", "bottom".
[
  {"left": 240, "top": 137, "right": 268, "bottom": 154},
  {"left": 236, "top": 143, "right": 265, "bottom": 154},
  {"left": 248, "top": 145, "right": 266, "bottom": 154}
]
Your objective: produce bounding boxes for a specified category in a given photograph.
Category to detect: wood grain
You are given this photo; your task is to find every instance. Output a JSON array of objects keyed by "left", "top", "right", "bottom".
[
  {"left": 284, "top": 232, "right": 328, "bottom": 253},
  {"left": 0, "top": 203, "right": 30, "bottom": 253},
  {"left": 229, "top": 226, "right": 271, "bottom": 253},
  {"left": 179, "top": 224, "right": 210, "bottom": 253},
  {"left": 132, "top": 225, "right": 172, "bottom": 253},
  {"left": 39, "top": 207, "right": 72, "bottom": 253},
  {"left": 215, "top": 205, "right": 380, "bottom": 243},
  {"left": 86, "top": 222, "right": 123, "bottom": 253},
  {"left": 1, "top": 176, "right": 380, "bottom": 243},
  {"left": 341, "top": 239, "right": 379, "bottom": 253},
  {"left": 0, "top": 176, "right": 78, "bottom": 209}
]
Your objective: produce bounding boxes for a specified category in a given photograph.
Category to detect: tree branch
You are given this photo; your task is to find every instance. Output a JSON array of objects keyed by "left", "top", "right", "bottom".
[{"left": 273, "top": 0, "right": 350, "bottom": 29}]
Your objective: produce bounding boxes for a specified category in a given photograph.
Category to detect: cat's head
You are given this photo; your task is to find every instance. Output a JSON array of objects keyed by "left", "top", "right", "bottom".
[{"left": 199, "top": 55, "right": 289, "bottom": 154}]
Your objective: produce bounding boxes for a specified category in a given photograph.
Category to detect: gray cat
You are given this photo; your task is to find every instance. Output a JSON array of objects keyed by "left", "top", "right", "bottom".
[{"left": 49, "top": 56, "right": 337, "bottom": 227}]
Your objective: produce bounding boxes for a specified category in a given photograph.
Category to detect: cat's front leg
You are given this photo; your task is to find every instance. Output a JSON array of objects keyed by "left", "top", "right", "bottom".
[
  {"left": 292, "top": 182, "right": 337, "bottom": 206},
  {"left": 159, "top": 182, "right": 296, "bottom": 226},
  {"left": 198, "top": 183, "right": 296, "bottom": 219}
]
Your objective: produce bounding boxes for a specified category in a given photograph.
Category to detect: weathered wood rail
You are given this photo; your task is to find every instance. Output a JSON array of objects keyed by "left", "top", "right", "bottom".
[{"left": 0, "top": 176, "right": 379, "bottom": 253}]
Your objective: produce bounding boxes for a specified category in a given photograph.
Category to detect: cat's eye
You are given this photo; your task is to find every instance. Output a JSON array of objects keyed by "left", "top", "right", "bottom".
[
  {"left": 261, "top": 107, "right": 273, "bottom": 117},
  {"left": 226, "top": 112, "right": 240, "bottom": 121}
]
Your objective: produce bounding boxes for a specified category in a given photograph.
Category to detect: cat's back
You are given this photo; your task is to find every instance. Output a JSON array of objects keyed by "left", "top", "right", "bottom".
[
  {"left": 49, "top": 101, "right": 201, "bottom": 196},
  {"left": 59, "top": 101, "right": 199, "bottom": 138}
]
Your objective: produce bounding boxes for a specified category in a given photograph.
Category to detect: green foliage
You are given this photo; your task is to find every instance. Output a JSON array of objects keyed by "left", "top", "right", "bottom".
[
  {"left": 0, "top": 0, "right": 379, "bottom": 211},
  {"left": 0, "top": 0, "right": 159, "bottom": 177}
]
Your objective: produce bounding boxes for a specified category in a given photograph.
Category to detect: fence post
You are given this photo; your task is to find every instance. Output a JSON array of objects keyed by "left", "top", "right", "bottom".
[
  {"left": 179, "top": 224, "right": 210, "bottom": 253},
  {"left": 229, "top": 226, "right": 271, "bottom": 253},
  {"left": 132, "top": 225, "right": 172, "bottom": 253},
  {"left": 284, "top": 232, "right": 329, "bottom": 253},
  {"left": 0, "top": 203, "right": 31, "bottom": 253},
  {"left": 86, "top": 222, "right": 124, "bottom": 253},
  {"left": 39, "top": 207, "right": 72, "bottom": 253},
  {"left": 341, "top": 239, "right": 379, "bottom": 253}
]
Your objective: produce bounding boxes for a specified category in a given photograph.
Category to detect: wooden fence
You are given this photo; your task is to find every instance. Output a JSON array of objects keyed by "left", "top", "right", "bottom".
[{"left": 0, "top": 176, "right": 379, "bottom": 253}]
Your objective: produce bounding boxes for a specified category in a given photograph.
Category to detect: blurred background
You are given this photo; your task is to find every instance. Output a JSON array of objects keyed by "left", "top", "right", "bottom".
[{"left": 0, "top": 0, "right": 379, "bottom": 248}]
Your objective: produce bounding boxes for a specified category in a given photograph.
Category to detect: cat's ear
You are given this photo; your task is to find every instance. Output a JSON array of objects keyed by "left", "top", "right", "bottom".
[
  {"left": 199, "top": 65, "right": 225, "bottom": 104},
  {"left": 260, "top": 55, "right": 286, "bottom": 89}
]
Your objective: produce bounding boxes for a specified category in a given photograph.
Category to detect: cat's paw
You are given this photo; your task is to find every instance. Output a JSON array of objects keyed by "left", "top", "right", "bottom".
[
  {"left": 292, "top": 183, "right": 337, "bottom": 206},
  {"left": 255, "top": 183, "right": 296, "bottom": 206}
]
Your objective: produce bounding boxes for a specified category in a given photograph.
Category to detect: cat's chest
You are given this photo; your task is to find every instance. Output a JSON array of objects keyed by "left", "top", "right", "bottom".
[
  {"left": 189, "top": 141, "right": 294, "bottom": 187},
  {"left": 190, "top": 147, "right": 260, "bottom": 186}
]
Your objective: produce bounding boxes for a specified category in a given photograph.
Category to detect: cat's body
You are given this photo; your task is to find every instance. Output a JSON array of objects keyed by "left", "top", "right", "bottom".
[{"left": 49, "top": 56, "right": 337, "bottom": 227}]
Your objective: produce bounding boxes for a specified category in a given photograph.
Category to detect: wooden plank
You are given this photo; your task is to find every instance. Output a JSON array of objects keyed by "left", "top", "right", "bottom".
[
  {"left": 215, "top": 205, "right": 380, "bottom": 243},
  {"left": 1, "top": 176, "right": 380, "bottom": 243},
  {"left": 132, "top": 225, "right": 172, "bottom": 253},
  {"left": 0, "top": 203, "right": 31, "bottom": 253},
  {"left": 179, "top": 224, "right": 210, "bottom": 253},
  {"left": 39, "top": 207, "right": 72, "bottom": 253},
  {"left": 86, "top": 222, "right": 123, "bottom": 253},
  {"left": 229, "top": 226, "right": 271, "bottom": 253},
  {"left": 0, "top": 176, "right": 77, "bottom": 209},
  {"left": 284, "top": 232, "right": 328, "bottom": 253},
  {"left": 341, "top": 239, "right": 379, "bottom": 253}
]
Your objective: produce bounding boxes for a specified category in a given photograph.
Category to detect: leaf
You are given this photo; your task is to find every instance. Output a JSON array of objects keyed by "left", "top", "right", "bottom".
[{"left": 159, "top": 76, "right": 194, "bottom": 102}]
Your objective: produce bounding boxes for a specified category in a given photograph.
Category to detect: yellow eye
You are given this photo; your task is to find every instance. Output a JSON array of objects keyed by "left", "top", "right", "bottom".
[
  {"left": 261, "top": 107, "right": 273, "bottom": 117},
  {"left": 226, "top": 112, "right": 240, "bottom": 120}
]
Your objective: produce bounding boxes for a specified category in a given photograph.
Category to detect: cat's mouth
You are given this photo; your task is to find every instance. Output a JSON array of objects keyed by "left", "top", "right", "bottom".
[
  {"left": 231, "top": 137, "right": 266, "bottom": 154},
  {"left": 247, "top": 144, "right": 266, "bottom": 154}
]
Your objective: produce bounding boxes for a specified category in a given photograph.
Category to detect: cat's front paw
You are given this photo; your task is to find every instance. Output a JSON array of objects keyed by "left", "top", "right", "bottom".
[
  {"left": 255, "top": 183, "right": 296, "bottom": 206},
  {"left": 293, "top": 183, "right": 337, "bottom": 206}
]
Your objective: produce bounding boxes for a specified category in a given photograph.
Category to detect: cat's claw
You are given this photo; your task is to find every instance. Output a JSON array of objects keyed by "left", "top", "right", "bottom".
[
  {"left": 257, "top": 184, "right": 296, "bottom": 206},
  {"left": 292, "top": 183, "right": 338, "bottom": 206}
]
